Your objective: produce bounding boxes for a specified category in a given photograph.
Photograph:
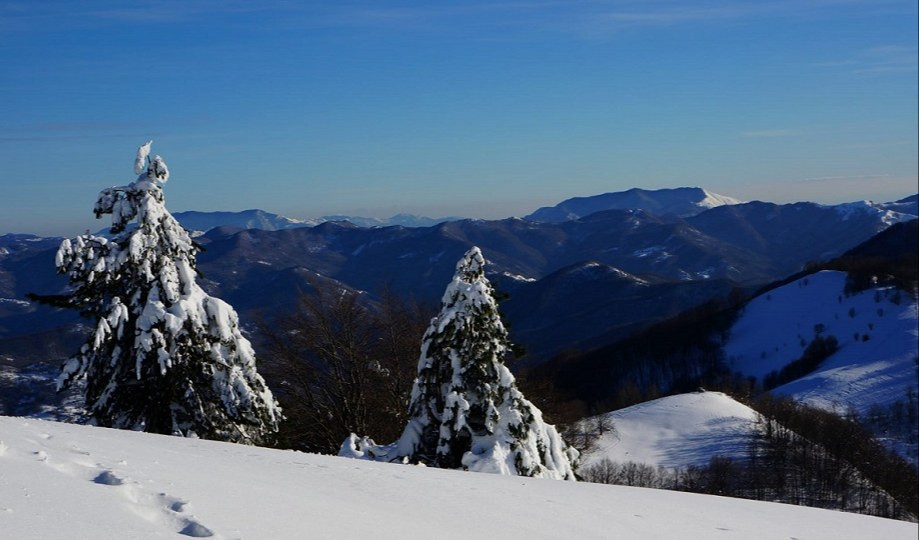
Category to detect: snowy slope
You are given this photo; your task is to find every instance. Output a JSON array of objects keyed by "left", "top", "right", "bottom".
[
  {"left": 696, "top": 190, "right": 745, "bottom": 210},
  {"left": 1, "top": 417, "right": 915, "bottom": 540},
  {"left": 832, "top": 200, "right": 917, "bottom": 227},
  {"left": 878, "top": 194, "right": 918, "bottom": 217},
  {"left": 724, "top": 271, "right": 918, "bottom": 413},
  {"left": 582, "top": 391, "right": 759, "bottom": 468}
]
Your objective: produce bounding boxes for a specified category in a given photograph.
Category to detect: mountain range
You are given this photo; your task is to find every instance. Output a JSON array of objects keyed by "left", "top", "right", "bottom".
[
  {"left": 169, "top": 209, "right": 463, "bottom": 234},
  {"left": 158, "top": 189, "right": 919, "bottom": 234},
  {"left": 2, "top": 188, "right": 916, "bottom": 366}
]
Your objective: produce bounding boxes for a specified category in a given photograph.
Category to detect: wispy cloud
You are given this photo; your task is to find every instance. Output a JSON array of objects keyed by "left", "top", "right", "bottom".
[
  {"left": 741, "top": 129, "right": 803, "bottom": 138},
  {"left": 537, "top": 0, "right": 916, "bottom": 37},
  {"left": 817, "top": 45, "right": 918, "bottom": 75},
  {"left": 795, "top": 173, "right": 890, "bottom": 184},
  {"left": 0, "top": 0, "right": 289, "bottom": 30},
  {"left": 4, "top": 0, "right": 914, "bottom": 36}
]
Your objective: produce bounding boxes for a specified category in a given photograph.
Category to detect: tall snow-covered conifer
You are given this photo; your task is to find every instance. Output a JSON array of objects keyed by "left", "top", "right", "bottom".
[
  {"left": 42, "top": 141, "right": 281, "bottom": 444},
  {"left": 341, "top": 247, "right": 578, "bottom": 480}
]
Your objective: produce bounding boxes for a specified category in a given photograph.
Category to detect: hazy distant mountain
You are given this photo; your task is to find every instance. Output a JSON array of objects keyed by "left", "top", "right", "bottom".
[
  {"left": 525, "top": 187, "right": 742, "bottom": 223},
  {"left": 165, "top": 191, "right": 918, "bottom": 234},
  {"left": 0, "top": 234, "right": 61, "bottom": 253},
  {"left": 171, "top": 210, "right": 463, "bottom": 234},
  {"left": 874, "top": 194, "right": 918, "bottom": 217},
  {"left": 319, "top": 213, "right": 463, "bottom": 228},
  {"left": 0, "top": 234, "right": 82, "bottom": 364},
  {"left": 172, "top": 209, "right": 318, "bottom": 233}
]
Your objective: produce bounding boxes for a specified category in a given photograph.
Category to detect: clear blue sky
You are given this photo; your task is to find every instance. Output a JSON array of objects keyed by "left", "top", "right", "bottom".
[{"left": 1, "top": 1, "right": 916, "bottom": 235}]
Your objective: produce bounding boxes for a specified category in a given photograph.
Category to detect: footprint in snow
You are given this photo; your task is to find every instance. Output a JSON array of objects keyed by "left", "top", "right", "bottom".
[
  {"left": 93, "top": 470, "right": 125, "bottom": 486},
  {"left": 179, "top": 520, "right": 215, "bottom": 538},
  {"left": 163, "top": 495, "right": 214, "bottom": 538},
  {"left": 90, "top": 470, "right": 217, "bottom": 538}
]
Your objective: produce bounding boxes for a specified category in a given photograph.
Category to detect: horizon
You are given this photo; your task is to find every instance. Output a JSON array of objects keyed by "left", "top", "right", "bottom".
[
  {"left": 1, "top": 1, "right": 917, "bottom": 236},
  {"left": 2, "top": 184, "right": 916, "bottom": 238}
]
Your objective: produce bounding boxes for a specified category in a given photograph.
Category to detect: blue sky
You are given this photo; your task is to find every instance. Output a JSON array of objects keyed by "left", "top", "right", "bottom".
[{"left": 1, "top": 1, "right": 916, "bottom": 236}]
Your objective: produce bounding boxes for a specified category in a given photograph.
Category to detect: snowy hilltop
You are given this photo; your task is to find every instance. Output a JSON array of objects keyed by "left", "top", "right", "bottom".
[{"left": 581, "top": 391, "right": 759, "bottom": 469}]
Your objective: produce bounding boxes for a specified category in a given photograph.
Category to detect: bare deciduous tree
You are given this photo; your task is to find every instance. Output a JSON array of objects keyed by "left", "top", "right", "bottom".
[{"left": 259, "top": 282, "right": 430, "bottom": 454}]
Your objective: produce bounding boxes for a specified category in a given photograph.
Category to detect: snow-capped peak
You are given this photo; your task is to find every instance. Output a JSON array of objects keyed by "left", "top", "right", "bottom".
[
  {"left": 695, "top": 189, "right": 744, "bottom": 209},
  {"left": 525, "top": 187, "right": 744, "bottom": 223}
]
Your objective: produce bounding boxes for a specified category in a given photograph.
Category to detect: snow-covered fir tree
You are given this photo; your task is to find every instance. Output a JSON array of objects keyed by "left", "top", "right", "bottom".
[
  {"left": 340, "top": 247, "right": 578, "bottom": 480},
  {"left": 40, "top": 141, "right": 281, "bottom": 444}
]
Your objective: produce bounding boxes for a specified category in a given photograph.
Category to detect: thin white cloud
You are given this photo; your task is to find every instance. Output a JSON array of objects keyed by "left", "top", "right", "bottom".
[
  {"left": 547, "top": 0, "right": 916, "bottom": 37},
  {"left": 795, "top": 174, "right": 890, "bottom": 184},
  {"left": 741, "top": 129, "right": 802, "bottom": 138},
  {"left": 0, "top": 0, "right": 291, "bottom": 29},
  {"left": 818, "top": 45, "right": 918, "bottom": 75},
  {"left": 4, "top": 0, "right": 914, "bottom": 35}
]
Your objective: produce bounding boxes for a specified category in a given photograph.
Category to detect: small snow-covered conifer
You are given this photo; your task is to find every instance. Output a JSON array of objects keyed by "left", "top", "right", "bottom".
[
  {"left": 340, "top": 247, "right": 578, "bottom": 479},
  {"left": 41, "top": 141, "right": 281, "bottom": 444}
]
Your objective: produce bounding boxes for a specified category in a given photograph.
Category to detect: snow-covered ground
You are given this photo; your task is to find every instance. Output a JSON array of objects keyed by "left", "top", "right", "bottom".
[
  {"left": 582, "top": 391, "right": 759, "bottom": 468},
  {"left": 724, "top": 271, "right": 918, "bottom": 414},
  {"left": 1, "top": 416, "right": 915, "bottom": 540}
]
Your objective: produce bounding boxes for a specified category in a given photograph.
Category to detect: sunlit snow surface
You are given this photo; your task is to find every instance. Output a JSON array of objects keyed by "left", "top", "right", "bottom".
[
  {"left": 696, "top": 189, "right": 744, "bottom": 209},
  {"left": 583, "top": 391, "right": 759, "bottom": 468},
  {"left": 1, "top": 417, "right": 915, "bottom": 540},
  {"left": 724, "top": 271, "right": 918, "bottom": 414}
]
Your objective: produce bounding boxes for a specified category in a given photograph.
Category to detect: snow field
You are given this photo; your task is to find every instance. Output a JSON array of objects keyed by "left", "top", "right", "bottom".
[
  {"left": 582, "top": 391, "right": 759, "bottom": 469},
  {"left": 1, "top": 416, "right": 916, "bottom": 540},
  {"left": 724, "top": 271, "right": 918, "bottom": 413}
]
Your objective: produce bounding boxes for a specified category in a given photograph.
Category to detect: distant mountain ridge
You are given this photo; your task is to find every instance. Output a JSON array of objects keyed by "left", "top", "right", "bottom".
[
  {"left": 171, "top": 210, "right": 462, "bottom": 234},
  {"left": 2, "top": 190, "right": 916, "bottom": 365},
  {"left": 318, "top": 213, "right": 464, "bottom": 229},
  {"left": 164, "top": 188, "right": 916, "bottom": 234},
  {"left": 874, "top": 194, "right": 918, "bottom": 217},
  {"left": 172, "top": 209, "right": 319, "bottom": 233},
  {"left": 525, "top": 187, "right": 743, "bottom": 223}
]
